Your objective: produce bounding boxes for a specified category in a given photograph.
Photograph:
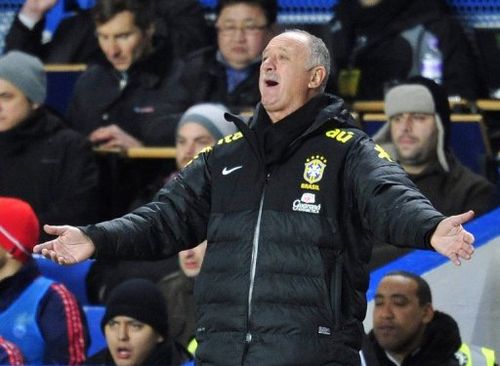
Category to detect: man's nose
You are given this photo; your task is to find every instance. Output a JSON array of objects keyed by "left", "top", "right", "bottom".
[{"left": 117, "top": 324, "right": 129, "bottom": 340}]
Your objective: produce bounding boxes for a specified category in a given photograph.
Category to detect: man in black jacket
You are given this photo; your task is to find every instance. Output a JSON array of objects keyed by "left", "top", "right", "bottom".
[
  {"left": 66, "top": 0, "right": 189, "bottom": 217},
  {"left": 35, "top": 30, "right": 476, "bottom": 365},
  {"left": 326, "top": 0, "right": 481, "bottom": 100},
  {"left": 0, "top": 50, "right": 100, "bottom": 240},
  {"left": 362, "top": 271, "right": 496, "bottom": 366},
  {"left": 5, "top": 0, "right": 209, "bottom": 64}
]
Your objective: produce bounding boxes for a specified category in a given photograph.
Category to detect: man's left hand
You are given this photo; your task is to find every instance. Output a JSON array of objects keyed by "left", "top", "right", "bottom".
[{"left": 430, "top": 210, "right": 475, "bottom": 266}]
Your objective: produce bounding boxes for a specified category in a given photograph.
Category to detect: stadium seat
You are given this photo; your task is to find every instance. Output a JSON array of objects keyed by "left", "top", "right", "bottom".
[
  {"left": 83, "top": 305, "right": 106, "bottom": 357},
  {"left": 34, "top": 255, "right": 92, "bottom": 305}
]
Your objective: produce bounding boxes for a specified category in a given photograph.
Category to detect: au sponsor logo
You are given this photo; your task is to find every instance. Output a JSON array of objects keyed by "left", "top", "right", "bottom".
[{"left": 325, "top": 128, "right": 354, "bottom": 143}]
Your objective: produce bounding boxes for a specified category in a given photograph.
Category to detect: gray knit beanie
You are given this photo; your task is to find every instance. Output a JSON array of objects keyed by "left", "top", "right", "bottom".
[
  {"left": 177, "top": 103, "right": 237, "bottom": 141},
  {"left": 0, "top": 51, "right": 46, "bottom": 104}
]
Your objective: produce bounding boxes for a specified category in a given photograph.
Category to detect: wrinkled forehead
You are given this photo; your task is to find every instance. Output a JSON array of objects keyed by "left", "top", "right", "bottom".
[{"left": 264, "top": 32, "right": 310, "bottom": 55}]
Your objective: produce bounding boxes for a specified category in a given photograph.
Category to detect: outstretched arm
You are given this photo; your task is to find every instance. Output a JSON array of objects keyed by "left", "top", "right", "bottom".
[
  {"left": 430, "top": 210, "right": 475, "bottom": 266},
  {"left": 33, "top": 225, "right": 95, "bottom": 265}
]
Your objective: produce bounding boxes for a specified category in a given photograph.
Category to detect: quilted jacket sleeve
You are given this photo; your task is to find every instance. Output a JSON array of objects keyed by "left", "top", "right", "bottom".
[
  {"left": 82, "top": 149, "right": 212, "bottom": 261},
  {"left": 346, "top": 136, "right": 446, "bottom": 249}
]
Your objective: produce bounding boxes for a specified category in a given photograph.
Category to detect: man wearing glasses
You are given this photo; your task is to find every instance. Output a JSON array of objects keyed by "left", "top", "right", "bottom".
[{"left": 173, "top": 0, "right": 277, "bottom": 114}]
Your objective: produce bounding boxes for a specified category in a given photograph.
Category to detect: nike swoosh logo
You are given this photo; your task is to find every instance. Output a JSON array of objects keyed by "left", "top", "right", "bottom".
[{"left": 222, "top": 165, "right": 243, "bottom": 175}]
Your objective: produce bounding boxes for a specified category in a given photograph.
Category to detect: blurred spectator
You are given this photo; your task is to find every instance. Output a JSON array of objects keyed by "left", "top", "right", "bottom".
[
  {"left": 85, "top": 278, "right": 192, "bottom": 366},
  {"left": 0, "top": 336, "right": 24, "bottom": 366},
  {"left": 5, "top": 0, "right": 209, "bottom": 64},
  {"left": 0, "top": 197, "right": 88, "bottom": 365},
  {"left": 174, "top": 103, "right": 238, "bottom": 170},
  {"left": 374, "top": 77, "right": 496, "bottom": 217},
  {"left": 0, "top": 51, "right": 100, "bottom": 240},
  {"left": 172, "top": 0, "right": 277, "bottom": 114},
  {"left": 370, "top": 77, "right": 497, "bottom": 270},
  {"left": 66, "top": 0, "right": 188, "bottom": 217},
  {"left": 158, "top": 241, "right": 207, "bottom": 352},
  {"left": 326, "top": 0, "right": 481, "bottom": 100},
  {"left": 362, "top": 271, "right": 497, "bottom": 366}
]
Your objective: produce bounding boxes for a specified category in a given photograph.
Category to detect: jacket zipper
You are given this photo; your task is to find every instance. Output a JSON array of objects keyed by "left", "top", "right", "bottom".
[{"left": 245, "top": 174, "right": 268, "bottom": 344}]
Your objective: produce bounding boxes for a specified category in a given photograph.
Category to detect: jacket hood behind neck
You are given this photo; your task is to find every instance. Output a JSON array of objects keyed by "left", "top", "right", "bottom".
[{"left": 373, "top": 76, "right": 451, "bottom": 172}]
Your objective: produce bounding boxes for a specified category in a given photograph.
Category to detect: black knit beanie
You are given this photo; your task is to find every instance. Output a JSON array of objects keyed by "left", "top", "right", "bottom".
[{"left": 101, "top": 279, "right": 168, "bottom": 338}]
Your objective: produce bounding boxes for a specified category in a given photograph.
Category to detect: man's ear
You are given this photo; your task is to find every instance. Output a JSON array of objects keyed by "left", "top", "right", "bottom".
[
  {"left": 308, "top": 66, "right": 327, "bottom": 89},
  {"left": 422, "top": 303, "right": 435, "bottom": 325}
]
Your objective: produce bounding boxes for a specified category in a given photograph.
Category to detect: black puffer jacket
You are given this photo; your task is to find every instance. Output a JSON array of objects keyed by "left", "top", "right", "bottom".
[
  {"left": 83, "top": 95, "right": 444, "bottom": 365},
  {"left": 327, "top": 0, "right": 481, "bottom": 99}
]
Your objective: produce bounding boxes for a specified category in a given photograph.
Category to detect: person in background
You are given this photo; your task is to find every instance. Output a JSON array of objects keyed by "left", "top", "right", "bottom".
[
  {"left": 0, "top": 197, "right": 88, "bottom": 365},
  {"left": 374, "top": 77, "right": 496, "bottom": 217},
  {"left": 35, "top": 30, "right": 476, "bottom": 365},
  {"left": 326, "top": 0, "right": 481, "bottom": 100},
  {"left": 5, "top": 0, "right": 209, "bottom": 64},
  {"left": 174, "top": 103, "right": 238, "bottom": 170},
  {"left": 362, "top": 271, "right": 497, "bottom": 366},
  {"left": 84, "top": 103, "right": 236, "bottom": 306},
  {"left": 66, "top": 0, "right": 189, "bottom": 218},
  {"left": 0, "top": 50, "right": 100, "bottom": 240},
  {"left": 85, "top": 278, "right": 192, "bottom": 366},
  {"left": 0, "top": 336, "right": 24, "bottom": 366},
  {"left": 172, "top": 0, "right": 277, "bottom": 114},
  {"left": 369, "top": 77, "right": 497, "bottom": 270},
  {"left": 158, "top": 241, "right": 207, "bottom": 353}
]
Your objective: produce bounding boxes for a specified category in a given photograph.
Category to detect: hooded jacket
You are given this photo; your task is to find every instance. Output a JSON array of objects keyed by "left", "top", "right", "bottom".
[
  {"left": 373, "top": 77, "right": 496, "bottom": 217},
  {"left": 82, "top": 94, "right": 445, "bottom": 365},
  {"left": 363, "top": 311, "right": 462, "bottom": 366},
  {"left": 327, "top": 0, "right": 481, "bottom": 99}
]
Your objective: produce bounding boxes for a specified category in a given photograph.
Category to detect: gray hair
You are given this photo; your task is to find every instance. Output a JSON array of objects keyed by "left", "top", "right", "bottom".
[{"left": 284, "top": 29, "right": 331, "bottom": 91}]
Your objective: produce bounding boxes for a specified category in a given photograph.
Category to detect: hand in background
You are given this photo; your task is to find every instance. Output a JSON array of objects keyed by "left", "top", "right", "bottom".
[
  {"left": 89, "top": 124, "right": 144, "bottom": 149},
  {"left": 20, "top": 0, "right": 59, "bottom": 23}
]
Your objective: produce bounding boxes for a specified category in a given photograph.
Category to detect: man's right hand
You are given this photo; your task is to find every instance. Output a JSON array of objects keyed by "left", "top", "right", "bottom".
[
  {"left": 33, "top": 225, "right": 96, "bottom": 265},
  {"left": 20, "top": 0, "right": 59, "bottom": 23}
]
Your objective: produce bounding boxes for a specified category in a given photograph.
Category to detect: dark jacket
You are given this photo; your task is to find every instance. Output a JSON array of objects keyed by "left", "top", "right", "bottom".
[
  {"left": 66, "top": 47, "right": 182, "bottom": 145},
  {"left": 66, "top": 47, "right": 183, "bottom": 217},
  {"left": 0, "top": 260, "right": 88, "bottom": 365},
  {"left": 327, "top": 0, "right": 481, "bottom": 100},
  {"left": 409, "top": 154, "right": 497, "bottom": 217},
  {"left": 157, "top": 271, "right": 196, "bottom": 349},
  {"left": 85, "top": 339, "right": 192, "bottom": 366},
  {"left": 0, "top": 107, "right": 100, "bottom": 239},
  {"left": 5, "top": 0, "right": 209, "bottom": 64},
  {"left": 363, "top": 311, "right": 462, "bottom": 366},
  {"left": 172, "top": 46, "right": 262, "bottom": 114},
  {"left": 82, "top": 94, "right": 445, "bottom": 365},
  {"left": 5, "top": 9, "right": 100, "bottom": 64}
]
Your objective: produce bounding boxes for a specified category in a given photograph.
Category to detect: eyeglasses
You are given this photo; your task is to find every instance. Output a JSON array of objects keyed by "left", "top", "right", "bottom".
[{"left": 216, "top": 24, "right": 268, "bottom": 37}]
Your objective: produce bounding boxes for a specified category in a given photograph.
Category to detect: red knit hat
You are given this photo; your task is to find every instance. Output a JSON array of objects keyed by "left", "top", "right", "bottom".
[{"left": 0, "top": 197, "right": 39, "bottom": 263}]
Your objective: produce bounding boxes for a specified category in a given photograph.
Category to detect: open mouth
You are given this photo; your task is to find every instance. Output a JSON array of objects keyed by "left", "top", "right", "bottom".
[{"left": 265, "top": 80, "right": 279, "bottom": 87}]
